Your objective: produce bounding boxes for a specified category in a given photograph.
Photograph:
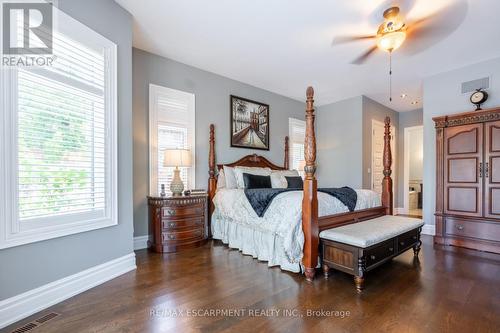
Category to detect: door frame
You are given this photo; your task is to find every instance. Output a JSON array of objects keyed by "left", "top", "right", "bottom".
[
  {"left": 371, "top": 119, "right": 396, "bottom": 211},
  {"left": 403, "top": 125, "right": 423, "bottom": 214}
]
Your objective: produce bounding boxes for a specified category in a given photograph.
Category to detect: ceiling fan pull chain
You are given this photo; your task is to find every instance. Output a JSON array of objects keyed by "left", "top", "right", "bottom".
[{"left": 389, "top": 51, "right": 393, "bottom": 102}]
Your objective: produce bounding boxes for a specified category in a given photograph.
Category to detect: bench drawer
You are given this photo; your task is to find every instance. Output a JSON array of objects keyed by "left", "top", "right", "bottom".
[
  {"left": 397, "top": 230, "right": 419, "bottom": 251},
  {"left": 365, "top": 239, "right": 395, "bottom": 267}
]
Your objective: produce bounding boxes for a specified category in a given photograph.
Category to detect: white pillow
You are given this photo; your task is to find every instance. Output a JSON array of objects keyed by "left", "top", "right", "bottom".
[
  {"left": 217, "top": 168, "right": 226, "bottom": 189},
  {"left": 270, "top": 172, "right": 286, "bottom": 188},
  {"left": 223, "top": 166, "right": 238, "bottom": 189},
  {"left": 234, "top": 166, "right": 272, "bottom": 188},
  {"left": 271, "top": 170, "right": 300, "bottom": 188}
]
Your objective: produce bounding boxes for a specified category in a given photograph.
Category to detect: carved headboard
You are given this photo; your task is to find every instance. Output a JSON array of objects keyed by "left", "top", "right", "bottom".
[{"left": 217, "top": 153, "right": 288, "bottom": 171}]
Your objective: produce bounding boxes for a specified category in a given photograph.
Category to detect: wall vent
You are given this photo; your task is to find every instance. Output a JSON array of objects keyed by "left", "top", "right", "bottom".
[
  {"left": 461, "top": 77, "right": 489, "bottom": 94},
  {"left": 35, "top": 312, "right": 59, "bottom": 324},
  {"left": 10, "top": 312, "right": 60, "bottom": 333},
  {"left": 10, "top": 323, "right": 37, "bottom": 333}
]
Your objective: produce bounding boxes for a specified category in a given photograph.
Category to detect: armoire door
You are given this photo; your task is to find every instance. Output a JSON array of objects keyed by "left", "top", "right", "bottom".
[
  {"left": 485, "top": 120, "right": 500, "bottom": 219},
  {"left": 444, "top": 123, "right": 483, "bottom": 217}
]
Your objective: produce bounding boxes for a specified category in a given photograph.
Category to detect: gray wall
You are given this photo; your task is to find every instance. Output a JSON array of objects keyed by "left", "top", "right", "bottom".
[
  {"left": 361, "top": 97, "right": 400, "bottom": 204},
  {"left": 0, "top": 0, "right": 133, "bottom": 300},
  {"left": 316, "top": 95, "right": 401, "bottom": 197},
  {"left": 133, "top": 48, "right": 305, "bottom": 237},
  {"left": 397, "top": 109, "right": 423, "bottom": 207},
  {"left": 423, "top": 57, "right": 500, "bottom": 225},
  {"left": 316, "top": 96, "right": 363, "bottom": 187}
]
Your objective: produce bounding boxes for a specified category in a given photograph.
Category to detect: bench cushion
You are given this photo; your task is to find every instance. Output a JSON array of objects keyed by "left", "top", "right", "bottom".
[{"left": 319, "top": 215, "right": 424, "bottom": 248}]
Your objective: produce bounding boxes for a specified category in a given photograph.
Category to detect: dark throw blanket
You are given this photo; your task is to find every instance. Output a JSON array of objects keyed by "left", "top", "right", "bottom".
[{"left": 244, "top": 187, "right": 357, "bottom": 217}]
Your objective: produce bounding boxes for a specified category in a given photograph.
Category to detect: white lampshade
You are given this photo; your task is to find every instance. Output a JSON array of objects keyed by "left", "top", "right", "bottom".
[
  {"left": 298, "top": 160, "right": 306, "bottom": 171},
  {"left": 163, "top": 149, "right": 192, "bottom": 167}
]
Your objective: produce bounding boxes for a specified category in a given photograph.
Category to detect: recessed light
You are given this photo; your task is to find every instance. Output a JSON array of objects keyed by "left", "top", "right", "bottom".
[
  {"left": 410, "top": 100, "right": 419, "bottom": 105},
  {"left": 400, "top": 93, "right": 407, "bottom": 98}
]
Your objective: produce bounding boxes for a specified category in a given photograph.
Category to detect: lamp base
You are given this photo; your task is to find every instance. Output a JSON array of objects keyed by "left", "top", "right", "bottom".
[{"left": 170, "top": 167, "right": 184, "bottom": 196}]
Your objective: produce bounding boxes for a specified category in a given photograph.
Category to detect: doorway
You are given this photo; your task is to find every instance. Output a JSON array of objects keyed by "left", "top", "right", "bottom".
[{"left": 403, "top": 126, "right": 423, "bottom": 218}]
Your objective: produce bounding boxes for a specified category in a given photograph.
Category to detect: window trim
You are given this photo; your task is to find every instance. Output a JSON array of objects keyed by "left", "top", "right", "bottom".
[
  {"left": 0, "top": 8, "right": 118, "bottom": 249},
  {"left": 289, "top": 117, "right": 306, "bottom": 171},
  {"left": 149, "top": 84, "right": 196, "bottom": 196}
]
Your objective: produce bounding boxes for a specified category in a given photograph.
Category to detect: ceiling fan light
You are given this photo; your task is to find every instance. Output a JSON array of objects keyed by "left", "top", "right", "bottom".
[{"left": 376, "top": 31, "right": 406, "bottom": 52}]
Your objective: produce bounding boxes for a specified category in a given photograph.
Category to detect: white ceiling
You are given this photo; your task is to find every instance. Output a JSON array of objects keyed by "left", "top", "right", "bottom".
[{"left": 116, "top": 0, "right": 500, "bottom": 111}]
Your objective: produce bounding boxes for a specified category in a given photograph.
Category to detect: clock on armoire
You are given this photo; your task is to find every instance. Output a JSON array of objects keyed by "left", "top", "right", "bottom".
[{"left": 433, "top": 107, "right": 500, "bottom": 254}]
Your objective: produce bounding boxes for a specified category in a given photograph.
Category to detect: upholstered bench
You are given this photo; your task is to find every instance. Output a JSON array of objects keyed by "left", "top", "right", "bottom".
[{"left": 319, "top": 215, "right": 424, "bottom": 292}]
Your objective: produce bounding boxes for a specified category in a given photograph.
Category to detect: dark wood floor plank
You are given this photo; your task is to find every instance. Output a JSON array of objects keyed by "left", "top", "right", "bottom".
[{"left": 3, "top": 235, "right": 500, "bottom": 333}]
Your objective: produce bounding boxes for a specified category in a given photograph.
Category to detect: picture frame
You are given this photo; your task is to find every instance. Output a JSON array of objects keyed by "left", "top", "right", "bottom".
[{"left": 230, "top": 95, "right": 269, "bottom": 150}]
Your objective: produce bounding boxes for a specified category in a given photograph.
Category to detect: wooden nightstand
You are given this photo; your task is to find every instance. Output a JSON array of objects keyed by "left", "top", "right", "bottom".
[{"left": 147, "top": 195, "right": 208, "bottom": 253}]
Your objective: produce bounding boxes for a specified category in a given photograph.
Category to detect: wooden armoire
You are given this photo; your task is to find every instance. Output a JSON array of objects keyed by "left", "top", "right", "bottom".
[{"left": 434, "top": 107, "right": 500, "bottom": 254}]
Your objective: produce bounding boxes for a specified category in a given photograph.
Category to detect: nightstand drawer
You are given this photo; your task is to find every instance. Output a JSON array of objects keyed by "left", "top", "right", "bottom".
[
  {"left": 162, "top": 217, "right": 204, "bottom": 230},
  {"left": 162, "top": 228, "right": 205, "bottom": 242},
  {"left": 162, "top": 204, "right": 205, "bottom": 218}
]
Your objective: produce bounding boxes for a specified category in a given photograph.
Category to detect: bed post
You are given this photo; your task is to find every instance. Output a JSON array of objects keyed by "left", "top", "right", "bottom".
[
  {"left": 302, "top": 86, "right": 318, "bottom": 282},
  {"left": 208, "top": 124, "right": 217, "bottom": 238},
  {"left": 284, "top": 136, "right": 289, "bottom": 170},
  {"left": 382, "top": 117, "right": 394, "bottom": 216}
]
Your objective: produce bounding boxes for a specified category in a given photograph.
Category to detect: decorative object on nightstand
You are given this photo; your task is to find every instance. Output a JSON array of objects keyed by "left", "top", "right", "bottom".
[
  {"left": 160, "top": 184, "right": 166, "bottom": 197},
  {"left": 163, "top": 148, "right": 191, "bottom": 196},
  {"left": 147, "top": 194, "right": 208, "bottom": 253}
]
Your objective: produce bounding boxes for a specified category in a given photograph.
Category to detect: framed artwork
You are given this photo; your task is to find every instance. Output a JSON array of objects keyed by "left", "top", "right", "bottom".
[{"left": 230, "top": 95, "right": 269, "bottom": 150}]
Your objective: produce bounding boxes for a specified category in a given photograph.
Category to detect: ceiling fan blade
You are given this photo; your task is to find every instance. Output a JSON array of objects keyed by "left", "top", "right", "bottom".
[
  {"left": 402, "top": 0, "right": 468, "bottom": 55},
  {"left": 351, "top": 46, "right": 378, "bottom": 65},
  {"left": 405, "top": 11, "right": 444, "bottom": 38},
  {"left": 331, "top": 35, "right": 375, "bottom": 46}
]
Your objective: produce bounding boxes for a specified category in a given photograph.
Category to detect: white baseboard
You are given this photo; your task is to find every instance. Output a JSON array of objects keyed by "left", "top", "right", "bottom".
[
  {"left": 421, "top": 224, "right": 436, "bottom": 236},
  {"left": 133, "top": 235, "right": 150, "bottom": 250},
  {"left": 0, "top": 253, "right": 136, "bottom": 330}
]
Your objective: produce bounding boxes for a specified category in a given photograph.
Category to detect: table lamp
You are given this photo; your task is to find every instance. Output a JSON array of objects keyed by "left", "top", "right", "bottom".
[{"left": 163, "top": 148, "right": 191, "bottom": 196}]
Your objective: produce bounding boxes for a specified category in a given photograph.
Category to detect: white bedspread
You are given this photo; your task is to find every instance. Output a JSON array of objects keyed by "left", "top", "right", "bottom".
[{"left": 212, "top": 189, "right": 381, "bottom": 270}]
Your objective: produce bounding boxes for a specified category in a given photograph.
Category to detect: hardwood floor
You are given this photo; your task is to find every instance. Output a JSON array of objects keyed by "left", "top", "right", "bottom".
[{"left": 4, "top": 236, "right": 500, "bottom": 333}]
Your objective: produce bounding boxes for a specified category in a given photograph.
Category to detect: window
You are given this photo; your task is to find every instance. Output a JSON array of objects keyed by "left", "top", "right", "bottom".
[
  {"left": 157, "top": 124, "right": 188, "bottom": 194},
  {"left": 289, "top": 118, "right": 306, "bottom": 172},
  {"left": 0, "top": 8, "right": 117, "bottom": 249},
  {"left": 149, "top": 85, "right": 195, "bottom": 195}
]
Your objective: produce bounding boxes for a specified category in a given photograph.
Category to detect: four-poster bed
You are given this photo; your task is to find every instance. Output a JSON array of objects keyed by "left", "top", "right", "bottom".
[{"left": 207, "top": 87, "right": 417, "bottom": 285}]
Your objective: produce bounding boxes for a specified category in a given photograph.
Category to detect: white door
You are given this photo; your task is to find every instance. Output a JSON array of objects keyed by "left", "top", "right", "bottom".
[{"left": 371, "top": 120, "right": 396, "bottom": 197}]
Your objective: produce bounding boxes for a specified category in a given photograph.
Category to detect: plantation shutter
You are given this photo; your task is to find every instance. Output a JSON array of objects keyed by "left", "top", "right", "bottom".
[
  {"left": 157, "top": 124, "right": 189, "bottom": 194},
  {"left": 289, "top": 118, "right": 306, "bottom": 171},
  {"left": 17, "top": 28, "right": 108, "bottom": 220}
]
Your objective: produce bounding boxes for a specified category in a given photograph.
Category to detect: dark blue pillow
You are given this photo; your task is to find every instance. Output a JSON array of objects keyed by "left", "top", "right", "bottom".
[
  {"left": 286, "top": 176, "right": 303, "bottom": 189},
  {"left": 243, "top": 173, "right": 272, "bottom": 189}
]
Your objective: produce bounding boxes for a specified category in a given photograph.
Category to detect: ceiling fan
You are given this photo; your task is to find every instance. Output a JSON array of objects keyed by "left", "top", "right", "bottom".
[
  {"left": 332, "top": 3, "right": 460, "bottom": 65},
  {"left": 332, "top": 1, "right": 466, "bottom": 102}
]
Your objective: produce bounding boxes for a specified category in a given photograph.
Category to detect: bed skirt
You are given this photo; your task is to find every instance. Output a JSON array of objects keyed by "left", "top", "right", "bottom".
[{"left": 211, "top": 212, "right": 302, "bottom": 273}]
